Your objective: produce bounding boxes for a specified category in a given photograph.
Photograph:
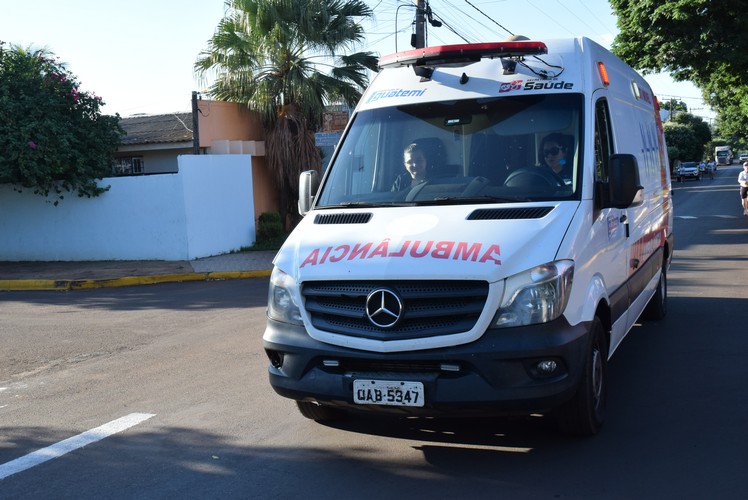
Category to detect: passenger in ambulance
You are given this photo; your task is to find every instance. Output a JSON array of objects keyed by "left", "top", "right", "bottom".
[
  {"left": 540, "top": 133, "right": 574, "bottom": 185},
  {"left": 392, "top": 142, "right": 430, "bottom": 191}
]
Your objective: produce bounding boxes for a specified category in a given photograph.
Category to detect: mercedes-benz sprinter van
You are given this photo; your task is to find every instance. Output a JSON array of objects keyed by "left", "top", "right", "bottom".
[{"left": 263, "top": 37, "right": 673, "bottom": 435}]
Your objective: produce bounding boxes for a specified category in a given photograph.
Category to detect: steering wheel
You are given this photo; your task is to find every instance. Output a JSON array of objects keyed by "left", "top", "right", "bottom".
[
  {"left": 503, "top": 167, "right": 564, "bottom": 188},
  {"left": 462, "top": 176, "right": 490, "bottom": 196}
]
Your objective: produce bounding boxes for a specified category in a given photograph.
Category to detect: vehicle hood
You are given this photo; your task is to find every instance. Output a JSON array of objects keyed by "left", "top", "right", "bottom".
[{"left": 274, "top": 202, "right": 579, "bottom": 283}]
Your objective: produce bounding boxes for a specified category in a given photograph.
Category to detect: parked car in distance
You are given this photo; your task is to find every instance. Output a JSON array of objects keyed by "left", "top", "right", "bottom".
[
  {"left": 675, "top": 161, "right": 700, "bottom": 181},
  {"left": 740, "top": 152, "right": 748, "bottom": 162}
]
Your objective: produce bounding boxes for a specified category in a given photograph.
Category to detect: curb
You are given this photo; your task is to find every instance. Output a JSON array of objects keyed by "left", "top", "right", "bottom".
[{"left": 0, "top": 270, "right": 272, "bottom": 292}]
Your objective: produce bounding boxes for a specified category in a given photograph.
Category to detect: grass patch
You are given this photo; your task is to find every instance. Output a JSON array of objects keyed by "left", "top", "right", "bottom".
[
  {"left": 250, "top": 212, "right": 288, "bottom": 251},
  {"left": 247, "top": 237, "right": 286, "bottom": 251}
]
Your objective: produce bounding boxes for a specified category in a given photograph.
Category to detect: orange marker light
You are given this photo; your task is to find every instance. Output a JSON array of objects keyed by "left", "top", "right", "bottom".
[{"left": 597, "top": 61, "right": 610, "bottom": 87}]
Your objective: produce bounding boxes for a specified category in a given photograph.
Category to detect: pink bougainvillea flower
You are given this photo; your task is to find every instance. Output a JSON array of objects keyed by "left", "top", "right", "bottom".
[{"left": 28, "top": 141, "right": 37, "bottom": 149}]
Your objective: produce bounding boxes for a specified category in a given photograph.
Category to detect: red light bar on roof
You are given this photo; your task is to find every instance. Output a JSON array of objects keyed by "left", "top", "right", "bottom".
[{"left": 378, "top": 41, "right": 548, "bottom": 69}]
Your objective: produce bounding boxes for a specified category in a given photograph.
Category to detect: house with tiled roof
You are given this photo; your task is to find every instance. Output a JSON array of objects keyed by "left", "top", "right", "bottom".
[
  {"left": 115, "top": 112, "right": 195, "bottom": 174},
  {"left": 114, "top": 100, "right": 279, "bottom": 224}
]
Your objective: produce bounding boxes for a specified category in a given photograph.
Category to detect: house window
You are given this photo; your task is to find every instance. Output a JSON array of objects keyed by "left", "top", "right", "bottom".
[{"left": 113, "top": 156, "right": 144, "bottom": 176}]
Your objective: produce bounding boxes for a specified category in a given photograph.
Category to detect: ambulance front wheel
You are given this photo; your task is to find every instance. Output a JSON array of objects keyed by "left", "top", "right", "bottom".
[{"left": 554, "top": 316, "right": 608, "bottom": 436}]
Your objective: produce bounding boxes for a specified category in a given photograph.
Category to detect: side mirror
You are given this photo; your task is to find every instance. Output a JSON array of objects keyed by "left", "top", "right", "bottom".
[
  {"left": 298, "top": 170, "right": 320, "bottom": 216},
  {"left": 607, "top": 154, "right": 643, "bottom": 208}
]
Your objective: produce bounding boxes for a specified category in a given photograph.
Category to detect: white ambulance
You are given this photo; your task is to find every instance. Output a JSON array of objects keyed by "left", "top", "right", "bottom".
[{"left": 263, "top": 37, "right": 673, "bottom": 435}]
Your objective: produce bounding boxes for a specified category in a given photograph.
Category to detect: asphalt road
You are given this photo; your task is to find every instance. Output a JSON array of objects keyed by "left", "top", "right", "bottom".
[{"left": 0, "top": 165, "right": 747, "bottom": 499}]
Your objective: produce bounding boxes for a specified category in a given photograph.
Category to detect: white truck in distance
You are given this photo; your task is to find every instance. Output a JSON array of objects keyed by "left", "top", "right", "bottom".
[
  {"left": 263, "top": 37, "right": 674, "bottom": 436},
  {"left": 715, "top": 145, "right": 733, "bottom": 166}
]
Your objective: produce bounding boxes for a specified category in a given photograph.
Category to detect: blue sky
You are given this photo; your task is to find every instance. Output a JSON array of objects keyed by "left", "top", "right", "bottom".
[{"left": 0, "top": 0, "right": 714, "bottom": 121}]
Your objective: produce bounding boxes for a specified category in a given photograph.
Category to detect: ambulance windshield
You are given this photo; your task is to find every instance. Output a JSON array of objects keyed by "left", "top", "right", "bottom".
[{"left": 316, "top": 93, "right": 583, "bottom": 208}]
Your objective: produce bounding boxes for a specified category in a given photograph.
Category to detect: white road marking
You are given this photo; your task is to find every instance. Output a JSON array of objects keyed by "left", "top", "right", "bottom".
[{"left": 0, "top": 412, "right": 155, "bottom": 480}]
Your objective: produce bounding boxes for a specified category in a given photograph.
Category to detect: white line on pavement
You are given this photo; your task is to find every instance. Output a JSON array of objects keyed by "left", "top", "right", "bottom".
[{"left": 0, "top": 412, "right": 156, "bottom": 481}]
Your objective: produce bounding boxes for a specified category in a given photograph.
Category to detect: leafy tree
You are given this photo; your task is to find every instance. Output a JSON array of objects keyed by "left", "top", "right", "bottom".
[
  {"left": 609, "top": 0, "right": 748, "bottom": 140},
  {"left": 0, "top": 42, "right": 123, "bottom": 202},
  {"left": 662, "top": 99, "right": 688, "bottom": 117},
  {"left": 672, "top": 112, "right": 711, "bottom": 159},
  {"left": 712, "top": 102, "right": 748, "bottom": 148},
  {"left": 610, "top": 1, "right": 748, "bottom": 81},
  {"left": 195, "top": 0, "right": 378, "bottom": 228},
  {"left": 664, "top": 122, "right": 701, "bottom": 164}
]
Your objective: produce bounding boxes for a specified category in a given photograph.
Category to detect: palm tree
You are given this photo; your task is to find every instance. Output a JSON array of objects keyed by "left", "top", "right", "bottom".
[{"left": 195, "top": 0, "right": 378, "bottom": 228}]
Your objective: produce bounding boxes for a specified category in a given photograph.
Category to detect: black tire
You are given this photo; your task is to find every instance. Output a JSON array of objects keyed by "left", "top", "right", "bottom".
[
  {"left": 643, "top": 268, "right": 667, "bottom": 320},
  {"left": 555, "top": 317, "right": 608, "bottom": 436},
  {"left": 296, "top": 401, "right": 346, "bottom": 421}
]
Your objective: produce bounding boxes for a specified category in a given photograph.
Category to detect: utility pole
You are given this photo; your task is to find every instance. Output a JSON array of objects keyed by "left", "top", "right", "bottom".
[
  {"left": 414, "top": 0, "right": 426, "bottom": 48},
  {"left": 191, "top": 91, "right": 200, "bottom": 155},
  {"left": 412, "top": 1, "right": 441, "bottom": 49}
]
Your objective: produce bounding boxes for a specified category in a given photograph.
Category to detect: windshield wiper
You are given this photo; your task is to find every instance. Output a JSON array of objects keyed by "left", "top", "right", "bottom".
[
  {"left": 317, "top": 195, "right": 531, "bottom": 209},
  {"left": 415, "top": 195, "right": 530, "bottom": 205},
  {"left": 316, "top": 201, "right": 416, "bottom": 209}
]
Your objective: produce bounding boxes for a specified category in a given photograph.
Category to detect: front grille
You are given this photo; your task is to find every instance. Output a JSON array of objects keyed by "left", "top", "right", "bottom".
[{"left": 302, "top": 280, "right": 489, "bottom": 341}]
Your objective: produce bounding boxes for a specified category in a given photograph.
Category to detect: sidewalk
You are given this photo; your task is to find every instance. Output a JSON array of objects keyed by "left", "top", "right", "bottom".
[{"left": 0, "top": 250, "right": 276, "bottom": 291}]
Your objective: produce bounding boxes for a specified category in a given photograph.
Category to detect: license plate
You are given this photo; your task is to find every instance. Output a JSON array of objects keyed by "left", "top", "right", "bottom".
[{"left": 353, "top": 379, "right": 424, "bottom": 407}]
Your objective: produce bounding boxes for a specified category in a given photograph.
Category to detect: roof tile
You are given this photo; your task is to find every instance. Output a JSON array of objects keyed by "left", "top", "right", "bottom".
[{"left": 120, "top": 113, "right": 193, "bottom": 145}]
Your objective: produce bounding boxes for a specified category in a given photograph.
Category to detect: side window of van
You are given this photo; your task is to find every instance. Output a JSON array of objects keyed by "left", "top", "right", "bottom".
[{"left": 594, "top": 99, "right": 613, "bottom": 182}]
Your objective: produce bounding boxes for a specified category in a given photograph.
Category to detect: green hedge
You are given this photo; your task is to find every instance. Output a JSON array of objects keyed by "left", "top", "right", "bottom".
[{"left": 254, "top": 212, "right": 287, "bottom": 250}]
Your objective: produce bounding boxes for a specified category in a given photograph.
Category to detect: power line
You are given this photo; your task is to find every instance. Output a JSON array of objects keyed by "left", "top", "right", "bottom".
[
  {"left": 463, "top": 0, "right": 514, "bottom": 37},
  {"left": 576, "top": 0, "right": 614, "bottom": 29},
  {"left": 524, "top": 0, "right": 577, "bottom": 38},
  {"left": 431, "top": 12, "right": 472, "bottom": 43},
  {"left": 555, "top": 0, "right": 606, "bottom": 39},
  {"left": 433, "top": 1, "right": 493, "bottom": 42}
]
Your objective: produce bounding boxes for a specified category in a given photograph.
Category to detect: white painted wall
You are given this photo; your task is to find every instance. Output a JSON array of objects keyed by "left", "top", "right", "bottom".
[{"left": 0, "top": 155, "right": 255, "bottom": 261}]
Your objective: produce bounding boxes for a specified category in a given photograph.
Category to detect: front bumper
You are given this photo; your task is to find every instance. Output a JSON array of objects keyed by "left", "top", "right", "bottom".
[{"left": 263, "top": 317, "right": 591, "bottom": 416}]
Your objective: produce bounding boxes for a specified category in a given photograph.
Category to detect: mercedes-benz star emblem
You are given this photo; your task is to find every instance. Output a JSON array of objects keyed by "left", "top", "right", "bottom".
[{"left": 365, "top": 288, "right": 403, "bottom": 328}]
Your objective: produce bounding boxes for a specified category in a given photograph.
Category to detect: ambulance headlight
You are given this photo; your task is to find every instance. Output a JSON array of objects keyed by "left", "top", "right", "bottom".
[
  {"left": 493, "top": 260, "right": 574, "bottom": 328},
  {"left": 267, "top": 267, "right": 304, "bottom": 325}
]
